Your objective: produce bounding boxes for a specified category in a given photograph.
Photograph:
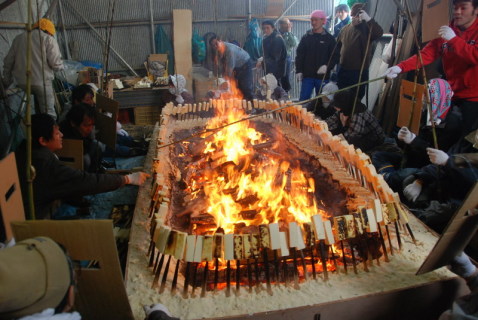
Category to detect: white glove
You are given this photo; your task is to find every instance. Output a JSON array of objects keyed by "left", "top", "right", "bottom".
[
  {"left": 175, "top": 95, "right": 184, "bottom": 104},
  {"left": 439, "top": 25, "right": 456, "bottom": 41},
  {"left": 384, "top": 66, "right": 402, "bottom": 79},
  {"left": 427, "top": 148, "right": 449, "bottom": 166},
  {"left": 296, "top": 73, "right": 303, "bottom": 81},
  {"left": 317, "top": 65, "right": 327, "bottom": 74},
  {"left": 126, "top": 172, "right": 150, "bottom": 186},
  {"left": 143, "top": 303, "right": 172, "bottom": 317},
  {"left": 397, "top": 126, "right": 416, "bottom": 144},
  {"left": 449, "top": 252, "right": 477, "bottom": 278},
  {"left": 358, "top": 10, "right": 371, "bottom": 22},
  {"left": 118, "top": 129, "right": 129, "bottom": 136},
  {"left": 403, "top": 179, "right": 422, "bottom": 202}
]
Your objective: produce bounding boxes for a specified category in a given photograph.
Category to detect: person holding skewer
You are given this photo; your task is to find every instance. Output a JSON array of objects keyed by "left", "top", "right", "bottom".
[{"left": 385, "top": 0, "right": 478, "bottom": 136}]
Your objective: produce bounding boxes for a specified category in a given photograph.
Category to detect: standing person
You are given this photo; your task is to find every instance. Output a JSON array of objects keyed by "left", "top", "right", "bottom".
[
  {"left": 30, "top": 114, "right": 149, "bottom": 219},
  {"left": 209, "top": 36, "right": 254, "bottom": 100},
  {"left": 334, "top": 4, "right": 351, "bottom": 38},
  {"left": 257, "top": 20, "right": 287, "bottom": 88},
  {"left": 336, "top": 3, "right": 383, "bottom": 101},
  {"left": 385, "top": 0, "right": 478, "bottom": 136},
  {"left": 3, "top": 18, "right": 63, "bottom": 119},
  {"left": 278, "top": 18, "right": 299, "bottom": 92},
  {"left": 295, "top": 10, "right": 339, "bottom": 102}
]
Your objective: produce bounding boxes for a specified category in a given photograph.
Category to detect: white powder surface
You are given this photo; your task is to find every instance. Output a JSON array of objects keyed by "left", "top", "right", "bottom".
[{"left": 126, "top": 124, "right": 456, "bottom": 320}]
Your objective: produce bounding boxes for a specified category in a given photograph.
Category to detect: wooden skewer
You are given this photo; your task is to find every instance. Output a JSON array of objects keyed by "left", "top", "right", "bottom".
[
  {"left": 191, "top": 263, "right": 199, "bottom": 297},
  {"left": 318, "top": 240, "right": 329, "bottom": 281},
  {"left": 171, "top": 259, "right": 180, "bottom": 295},
  {"left": 182, "top": 262, "right": 191, "bottom": 298},
  {"left": 200, "top": 261, "right": 209, "bottom": 297},
  {"left": 339, "top": 241, "right": 348, "bottom": 274},
  {"left": 377, "top": 224, "right": 390, "bottom": 262},
  {"left": 226, "top": 260, "right": 231, "bottom": 297},
  {"left": 152, "top": 254, "right": 165, "bottom": 289},
  {"left": 349, "top": 241, "right": 358, "bottom": 274},
  {"left": 159, "top": 255, "right": 172, "bottom": 293},
  {"left": 235, "top": 259, "right": 241, "bottom": 296},
  {"left": 213, "top": 258, "right": 219, "bottom": 292}
]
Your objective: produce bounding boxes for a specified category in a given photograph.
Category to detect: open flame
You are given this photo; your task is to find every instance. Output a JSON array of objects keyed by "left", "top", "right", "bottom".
[{"left": 184, "top": 100, "right": 328, "bottom": 234}]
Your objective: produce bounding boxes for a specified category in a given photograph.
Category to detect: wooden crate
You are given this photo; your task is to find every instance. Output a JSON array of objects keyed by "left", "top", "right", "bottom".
[{"left": 133, "top": 106, "right": 161, "bottom": 125}]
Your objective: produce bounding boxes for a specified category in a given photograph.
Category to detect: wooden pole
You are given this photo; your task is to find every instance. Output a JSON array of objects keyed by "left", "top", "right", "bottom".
[{"left": 26, "top": 0, "right": 35, "bottom": 220}]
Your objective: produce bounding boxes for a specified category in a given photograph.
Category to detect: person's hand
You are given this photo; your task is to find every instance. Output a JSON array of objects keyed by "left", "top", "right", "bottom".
[
  {"left": 449, "top": 252, "right": 477, "bottom": 278},
  {"left": 317, "top": 65, "right": 327, "bottom": 74},
  {"left": 296, "top": 73, "right": 303, "bottom": 81},
  {"left": 339, "top": 113, "right": 349, "bottom": 127},
  {"left": 427, "top": 148, "right": 449, "bottom": 166},
  {"left": 384, "top": 66, "right": 402, "bottom": 79},
  {"left": 358, "top": 10, "right": 371, "bottom": 22},
  {"left": 403, "top": 179, "right": 422, "bottom": 202},
  {"left": 143, "top": 303, "right": 175, "bottom": 319},
  {"left": 126, "top": 172, "right": 150, "bottom": 186},
  {"left": 397, "top": 126, "right": 416, "bottom": 144},
  {"left": 175, "top": 95, "right": 184, "bottom": 104},
  {"left": 439, "top": 25, "right": 456, "bottom": 41}
]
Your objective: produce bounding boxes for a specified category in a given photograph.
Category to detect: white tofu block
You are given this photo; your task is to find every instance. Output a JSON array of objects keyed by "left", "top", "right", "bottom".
[
  {"left": 311, "top": 214, "right": 326, "bottom": 240},
  {"left": 152, "top": 222, "right": 161, "bottom": 243},
  {"left": 366, "top": 209, "right": 378, "bottom": 233},
  {"left": 201, "top": 235, "right": 214, "bottom": 262},
  {"left": 344, "top": 215, "right": 356, "bottom": 238},
  {"left": 193, "top": 235, "right": 204, "bottom": 263},
  {"left": 213, "top": 234, "right": 224, "bottom": 259},
  {"left": 259, "top": 225, "right": 271, "bottom": 249},
  {"left": 250, "top": 234, "right": 260, "bottom": 256},
  {"left": 174, "top": 231, "right": 187, "bottom": 260},
  {"left": 157, "top": 204, "right": 169, "bottom": 220},
  {"left": 324, "top": 220, "right": 335, "bottom": 245},
  {"left": 289, "top": 222, "right": 306, "bottom": 250},
  {"left": 243, "top": 234, "right": 252, "bottom": 259},
  {"left": 278, "top": 231, "right": 290, "bottom": 257},
  {"left": 164, "top": 230, "right": 177, "bottom": 255},
  {"left": 233, "top": 234, "right": 244, "bottom": 260},
  {"left": 268, "top": 223, "right": 281, "bottom": 250},
  {"left": 224, "top": 234, "right": 235, "bottom": 261},
  {"left": 156, "top": 225, "right": 171, "bottom": 253},
  {"left": 185, "top": 235, "right": 197, "bottom": 262},
  {"left": 373, "top": 199, "right": 383, "bottom": 223}
]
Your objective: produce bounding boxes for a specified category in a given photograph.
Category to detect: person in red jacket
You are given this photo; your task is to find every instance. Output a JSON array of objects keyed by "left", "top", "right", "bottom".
[{"left": 385, "top": 0, "right": 478, "bottom": 135}]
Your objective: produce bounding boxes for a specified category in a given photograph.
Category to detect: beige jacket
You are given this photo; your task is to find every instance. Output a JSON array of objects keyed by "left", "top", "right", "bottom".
[{"left": 3, "top": 30, "right": 63, "bottom": 86}]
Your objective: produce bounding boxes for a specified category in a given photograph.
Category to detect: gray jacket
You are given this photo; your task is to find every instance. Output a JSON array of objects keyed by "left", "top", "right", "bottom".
[{"left": 3, "top": 30, "right": 63, "bottom": 86}]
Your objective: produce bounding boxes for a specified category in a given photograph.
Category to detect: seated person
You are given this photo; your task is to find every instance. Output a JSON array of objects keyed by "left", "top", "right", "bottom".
[
  {"left": 307, "top": 81, "right": 338, "bottom": 119},
  {"left": 372, "top": 78, "right": 461, "bottom": 191},
  {"left": 402, "top": 133, "right": 478, "bottom": 232},
  {"left": 161, "top": 75, "right": 194, "bottom": 105},
  {"left": 325, "top": 89, "right": 385, "bottom": 154},
  {"left": 59, "top": 103, "right": 102, "bottom": 173},
  {"left": 255, "top": 74, "right": 288, "bottom": 101},
  {"left": 206, "top": 78, "right": 231, "bottom": 99},
  {"left": 31, "top": 113, "right": 149, "bottom": 219},
  {"left": 71, "top": 84, "right": 147, "bottom": 158}
]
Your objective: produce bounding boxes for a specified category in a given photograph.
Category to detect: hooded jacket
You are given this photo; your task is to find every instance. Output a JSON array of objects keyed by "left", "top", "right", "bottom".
[{"left": 398, "top": 18, "right": 478, "bottom": 101}]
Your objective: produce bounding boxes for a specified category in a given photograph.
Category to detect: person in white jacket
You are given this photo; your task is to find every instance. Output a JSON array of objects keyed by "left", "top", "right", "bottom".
[{"left": 3, "top": 18, "right": 64, "bottom": 119}]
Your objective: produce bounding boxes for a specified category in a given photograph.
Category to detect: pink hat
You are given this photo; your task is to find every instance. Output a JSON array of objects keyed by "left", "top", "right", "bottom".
[{"left": 310, "top": 10, "right": 326, "bottom": 19}]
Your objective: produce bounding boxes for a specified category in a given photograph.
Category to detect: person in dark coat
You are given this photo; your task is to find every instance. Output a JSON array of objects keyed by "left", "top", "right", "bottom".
[
  {"left": 296, "top": 10, "right": 339, "bottom": 101},
  {"left": 31, "top": 114, "right": 149, "bottom": 219},
  {"left": 59, "top": 103, "right": 102, "bottom": 173},
  {"left": 325, "top": 89, "right": 385, "bottom": 153},
  {"left": 256, "top": 20, "right": 287, "bottom": 86}
]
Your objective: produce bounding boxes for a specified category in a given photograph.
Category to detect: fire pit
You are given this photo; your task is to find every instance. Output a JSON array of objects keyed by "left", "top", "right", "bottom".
[
  {"left": 125, "top": 98, "right": 463, "bottom": 320},
  {"left": 146, "top": 98, "right": 415, "bottom": 293}
]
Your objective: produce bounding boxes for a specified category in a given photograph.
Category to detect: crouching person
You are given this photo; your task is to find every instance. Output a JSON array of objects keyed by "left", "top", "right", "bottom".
[
  {"left": 31, "top": 114, "right": 149, "bottom": 219},
  {"left": 0, "top": 237, "right": 79, "bottom": 319}
]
